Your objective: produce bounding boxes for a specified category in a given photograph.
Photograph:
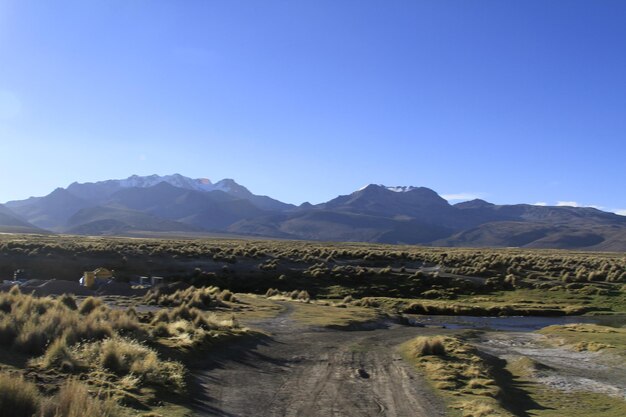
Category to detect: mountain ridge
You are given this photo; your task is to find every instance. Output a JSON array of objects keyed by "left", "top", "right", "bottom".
[{"left": 3, "top": 175, "right": 625, "bottom": 251}]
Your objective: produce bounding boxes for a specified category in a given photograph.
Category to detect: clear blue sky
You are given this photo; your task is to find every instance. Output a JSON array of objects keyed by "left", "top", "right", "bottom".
[{"left": 0, "top": 1, "right": 625, "bottom": 213}]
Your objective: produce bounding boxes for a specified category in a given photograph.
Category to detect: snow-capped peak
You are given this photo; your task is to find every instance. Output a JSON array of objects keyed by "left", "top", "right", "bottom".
[
  {"left": 385, "top": 186, "right": 417, "bottom": 193},
  {"left": 116, "top": 174, "right": 228, "bottom": 193},
  {"left": 117, "top": 174, "right": 215, "bottom": 192},
  {"left": 357, "top": 184, "right": 417, "bottom": 193}
]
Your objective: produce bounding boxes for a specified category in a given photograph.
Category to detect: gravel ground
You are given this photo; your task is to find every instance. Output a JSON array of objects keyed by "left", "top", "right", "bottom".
[
  {"left": 476, "top": 331, "right": 626, "bottom": 400},
  {"left": 191, "top": 303, "right": 446, "bottom": 417}
]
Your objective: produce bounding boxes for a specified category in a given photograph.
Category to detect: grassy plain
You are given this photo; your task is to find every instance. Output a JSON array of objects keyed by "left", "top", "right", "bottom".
[{"left": 0, "top": 234, "right": 624, "bottom": 416}]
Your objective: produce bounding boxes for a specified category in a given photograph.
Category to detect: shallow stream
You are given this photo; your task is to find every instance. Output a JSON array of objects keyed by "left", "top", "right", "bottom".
[
  {"left": 405, "top": 314, "right": 626, "bottom": 400},
  {"left": 404, "top": 314, "right": 626, "bottom": 332}
]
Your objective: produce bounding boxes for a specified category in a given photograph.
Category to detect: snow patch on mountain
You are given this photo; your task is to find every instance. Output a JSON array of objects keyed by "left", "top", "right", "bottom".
[
  {"left": 386, "top": 186, "right": 418, "bottom": 193},
  {"left": 357, "top": 184, "right": 418, "bottom": 193},
  {"left": 117, "top": 174, "right": 232, "bottom": 193}
]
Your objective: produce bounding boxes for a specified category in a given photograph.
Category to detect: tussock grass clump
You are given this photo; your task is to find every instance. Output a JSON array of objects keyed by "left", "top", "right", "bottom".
[
  {"left": 151, "top": 322, "right": 170, "bottom": 337},
  {"left": 1, "top": 370, "right": 120, "bottom": 417},
  {"left": 294, "top": 290, "right": 310, "bottom": 301},
  {"left": 265, "top": 288, "right": 279, "bottom": 297},
  {"left": 149, "top": 302, "right": 239, "bottom": 331},
  {"left": 78, "top": 296, "right": 103, "bottom": 315},
  {"left": 40, "top": 378, "right": 120, "bottom": 417},
  {"left": 58, "top": 294, "right": 77, "bottom": 310},
  {"left": 151, "top": 309, "right": 171, "bottom": 324},
  {"left": 0, "top": 372, "right": 41, "bottom": 417},
  {"left": 79, "top": 337, "right": 185, "bottom": 391},
  {"left": 40, "top": 337, "right": 78, "bottom": 372},
  {"left": 411, "top": 336, "right": 446, "bottom": 356},
  {"left": 0, "top": 314, "right": 17, "bottom": 345},
  {"left": 164, "top": 312, "right": 242, "bottom": 349},
  {"left": 193, "top": 312, "right": 239, "bottom": 331},
  {"left": 0, "top": 289, "right": 141, "bottom": 359},
  {"left": 404, "top": 335, "right": 512, "bottom": 416},
  {"left": 144, "top": 285, "right": 234, "bottom": 310},
  {"left": 219, "top": 289, "right": 235, "bottom": 302},
  {"left": 8, "top": 284, "right": 21, "bottom": 296},
  {"left": 106, "top": 309, "right": 142, "bottom": 335},
  {"left": 404, "top": 335, "right": 501, "bottom": 403},
  {"left": 146, "top": 301, "right": 244, "bottom": 350},
  {"left": 265, "top": 288, "right": 312, "bottom": 302},
  {"left": 61, "top": 316, "right": 114, "bottom": 346},
  {"left": 352, "top": 297, "right": 381, "bottom": 308},
  {"left": 14, "top": 316, "right": 60, "bottom": 355},
  {"left": 456, "top": 400, "right": 503, "bottom": 417}
]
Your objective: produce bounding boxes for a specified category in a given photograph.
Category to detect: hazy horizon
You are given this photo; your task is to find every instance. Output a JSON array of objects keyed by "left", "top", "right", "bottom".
[{"left": 1, "top": 1, "right": 625, "bottom": 213}]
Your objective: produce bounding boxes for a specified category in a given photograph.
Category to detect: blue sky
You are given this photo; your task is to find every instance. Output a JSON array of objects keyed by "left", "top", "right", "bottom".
[{"left": 0, "top": 1, "right": 625, "bottom": 213}]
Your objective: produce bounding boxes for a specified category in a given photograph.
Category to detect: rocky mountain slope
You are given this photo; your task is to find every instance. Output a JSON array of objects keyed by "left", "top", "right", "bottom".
[{"left": 4, "top": 175, "right": 625, "bottom": 250}]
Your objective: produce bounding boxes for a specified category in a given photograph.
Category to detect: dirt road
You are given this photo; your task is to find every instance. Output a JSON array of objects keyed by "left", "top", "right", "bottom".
[{"left": 191, "top": 304, "right": 446, "bottom": 417}]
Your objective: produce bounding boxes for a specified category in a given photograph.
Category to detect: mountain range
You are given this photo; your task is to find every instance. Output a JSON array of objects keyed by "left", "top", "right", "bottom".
[{"left": 2, "top": 174, "right": 625, "bottom": 251}]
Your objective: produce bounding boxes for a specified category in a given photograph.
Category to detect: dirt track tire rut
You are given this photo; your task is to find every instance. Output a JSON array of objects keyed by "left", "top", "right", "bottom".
[{"left": 192, "top": 305, "right": 446, "bottom": 417}]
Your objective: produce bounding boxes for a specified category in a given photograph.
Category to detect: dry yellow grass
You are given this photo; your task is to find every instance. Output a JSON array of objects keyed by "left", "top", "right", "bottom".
[
  {"left": 456, "top": 399, "right": 504, "bottom": 417},
  {"left": 40, "top": 378, "right": 120, "bottom": 417},
  {"left": 78, "top": 337, "right": 186, "bottom": 391},
  {"left": 402, "top": 335, "right": 512, "bottom": 417},
  {"left": 538, "top": 323, "right": 626, "bottom": 355},
  {"left": 265, "top": 288, "right": 311, "bottom": 302},
  {"left": 144, "top": 285, "right": 234, "bottom": 309},
  {"left": 0, "top": 371, "right": 121, "bottom": 417},
  {"left": 410, "top": 336, "right": 446, "bottom": 356},
  {"left": 0, "top": 372, "right": 41, "bottom": 417},
  {"left": 0, "top": 287, "right": 144, "bottom": 358}
]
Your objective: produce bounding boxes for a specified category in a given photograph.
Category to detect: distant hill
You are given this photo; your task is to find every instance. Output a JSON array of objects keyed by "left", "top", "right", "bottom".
[
  {"left": 105, "top": 182, "right": 266, "bottom": 230},
  {"left": 227, "top": 185, "right": 626, "bottom": 249},
  {"left": 65, "top": 206, "right": 200, "bottom": 235},
  {"left": 4, "top": 175, "right": 626, "bottom": 251},
  {"left": 6, "top": 188, "right": 92, "bottom": 231},
  {"left": 0, "top": 204, "right": 45, "bottom": 234},
  {"left": 6, "top": 174, "right": 287, "bottom": 235}
]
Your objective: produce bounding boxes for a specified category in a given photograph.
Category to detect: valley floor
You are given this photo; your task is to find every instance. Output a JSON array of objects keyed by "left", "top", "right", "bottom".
[{"left": 190, "top": 299, "right": 626, "bottom": 417}]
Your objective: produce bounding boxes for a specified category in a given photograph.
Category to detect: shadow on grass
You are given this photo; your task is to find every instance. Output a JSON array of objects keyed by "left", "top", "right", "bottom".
[
  {"left": 0, "top": 347, "right": 30, "bottom": 369},
  {"left": 480, "top": 351, "right": 553, "bottom": 417}
]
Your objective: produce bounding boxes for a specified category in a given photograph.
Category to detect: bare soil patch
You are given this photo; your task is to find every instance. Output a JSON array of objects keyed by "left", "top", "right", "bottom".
[{"left": 191, "top": 303, "right": 447, "bottom": 417}]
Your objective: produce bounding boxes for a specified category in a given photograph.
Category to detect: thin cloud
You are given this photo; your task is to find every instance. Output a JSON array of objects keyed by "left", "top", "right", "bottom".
[
  {"left": 533, "top": 202, "right": 547, "bottom": 206},
  {"left": 615, "top": 209, "right": 626, "bottom": 216},
  {"left": 556, "top": 201, "right": 579, "bottom": 207},
  {"left": 441, "top": 192, "right": 484, "bottom": 202}
]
